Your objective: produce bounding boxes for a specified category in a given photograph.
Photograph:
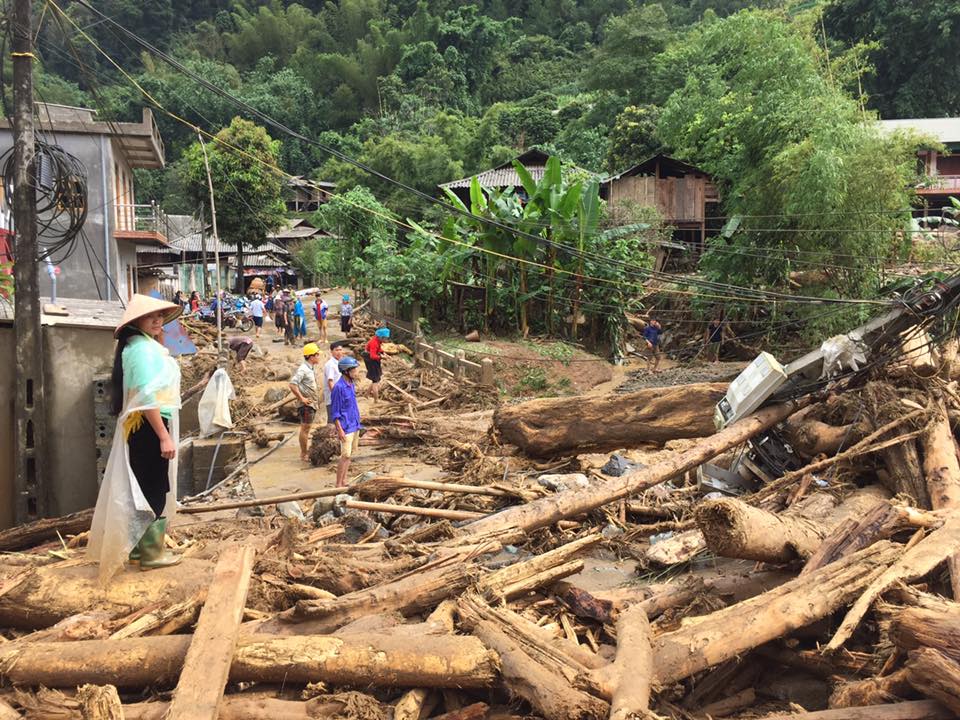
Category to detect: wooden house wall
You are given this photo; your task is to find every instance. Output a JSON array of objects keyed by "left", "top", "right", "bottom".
[{"left": 608, "top": 176, "right": 707, "bottom": 223}]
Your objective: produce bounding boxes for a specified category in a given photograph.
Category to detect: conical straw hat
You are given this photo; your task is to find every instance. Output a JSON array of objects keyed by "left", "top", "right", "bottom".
[{"left": 115, "top": 293, "right": 183, "bottom": 338}]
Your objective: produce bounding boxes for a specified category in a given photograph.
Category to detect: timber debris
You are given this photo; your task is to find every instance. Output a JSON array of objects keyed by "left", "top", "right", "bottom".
[{"left": 5, "top": 316, "right": 960, "bottom": 719}]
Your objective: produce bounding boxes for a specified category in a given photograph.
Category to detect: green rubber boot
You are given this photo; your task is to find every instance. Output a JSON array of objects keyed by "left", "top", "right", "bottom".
[
  {"left": 137, "top": 518, "right": 181, "bottom": 570},
  {"left": 128, "top": 544, "right": 140, "bottom": 563}
]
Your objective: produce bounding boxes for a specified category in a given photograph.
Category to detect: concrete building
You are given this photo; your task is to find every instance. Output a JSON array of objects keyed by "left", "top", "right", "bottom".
[
  {"left": 0, "top": 103, "right": 167, "bottom": 301},
  {"left": 0, "top": 297, "right": 124, "bottom": 528}
]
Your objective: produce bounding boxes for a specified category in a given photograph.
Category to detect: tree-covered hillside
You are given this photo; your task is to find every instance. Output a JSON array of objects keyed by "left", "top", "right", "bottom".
[{"left": 28, "top": 0, "right": 958, "bottom": 216}]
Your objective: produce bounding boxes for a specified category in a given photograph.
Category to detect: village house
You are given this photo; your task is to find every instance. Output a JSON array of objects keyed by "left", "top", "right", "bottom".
[
  {"left": 286, "top": 176, "right": 336, "bottom": 213},
  {"left": 603, "top": 154, "right": 720, "bottom": 249},
  {"left": 879, "top": 117, "right": 960, "bottom": 215},
  {"left": 0, "top": 103, "right": 167, "bottom": 301}
]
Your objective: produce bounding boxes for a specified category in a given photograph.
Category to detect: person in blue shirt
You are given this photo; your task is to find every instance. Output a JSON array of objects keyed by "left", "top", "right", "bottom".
[
  {"left": 643, "top": 315, "right": 663, "bottom": 372},
  {"left": 293, "top": 296, "right": 306, "bottom": 338},
  {"left": 330, "top": 356, "right": 362, "bottom": 487}
]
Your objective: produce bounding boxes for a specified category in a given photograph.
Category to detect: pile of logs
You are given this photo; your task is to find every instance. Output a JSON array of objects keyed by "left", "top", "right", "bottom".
[{"left": 6, "top": 365, "right": 960, "bottom": 718}]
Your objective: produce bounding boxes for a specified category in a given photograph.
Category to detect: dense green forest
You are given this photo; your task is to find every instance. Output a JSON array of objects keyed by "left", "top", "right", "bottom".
[
  {"left": 31, "top": 0, "right": 958, "bottom": 205},
  {"left": 23, "top": 0, "right": 960, "bottom": 346}
]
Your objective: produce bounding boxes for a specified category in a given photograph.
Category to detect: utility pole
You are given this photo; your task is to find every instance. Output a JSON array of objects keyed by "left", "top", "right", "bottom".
[
  {"left": 197, "top": 133, "right": 223, "bottom": 361},
  {"left": 11, "top": 0, "right": 48, "bottom": 522},
  {"left": 199, "top": 203, "right": 208, "bottom": 296}
]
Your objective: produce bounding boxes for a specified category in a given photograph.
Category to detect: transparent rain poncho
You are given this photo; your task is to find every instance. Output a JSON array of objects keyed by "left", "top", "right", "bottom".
[{"left": 88, "top": 335, "right": 181, "bottom": 583}]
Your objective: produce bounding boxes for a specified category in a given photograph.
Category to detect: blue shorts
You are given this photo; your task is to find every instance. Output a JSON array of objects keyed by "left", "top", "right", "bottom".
[{"left": 252, "top": 316, "right": 264, "bottom": 327}]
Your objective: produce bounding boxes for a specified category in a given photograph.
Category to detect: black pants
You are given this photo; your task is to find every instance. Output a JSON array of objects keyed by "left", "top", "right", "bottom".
[
  {"left": 341, "top": 315, "right": 352, "bottom": 333},
  {"left": 128, "top": 416, "right": 170, "bottom": 517}
]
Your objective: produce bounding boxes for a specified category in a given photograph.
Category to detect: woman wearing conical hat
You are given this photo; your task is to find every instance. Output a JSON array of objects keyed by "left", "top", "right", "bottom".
[{"left": 88, "top": 294, "right": 185, "bottom": 582}]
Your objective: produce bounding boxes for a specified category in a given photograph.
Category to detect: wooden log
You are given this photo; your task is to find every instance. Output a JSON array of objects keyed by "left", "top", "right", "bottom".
[
  {"left": 757, "top": 700, "right": 952, "bottom": 719},
  {"left": 696, "top": 687, "right": 756, "bottom": 718},
  {"left": 784, "top": 410, "right": 865, "bottom": 460},
  {"left": 458, "top": 594, "right": 609, "bottom": 720},
  {"left": 921, "top": 400, "right": 960, "bottom": 598},
  {"left": 478, "top": 534, "right": 600, "bottom": 601},
  {"left": 697, "top": 487, "right": 889, "bottom": 564},
  {"left": 394, "top": 601, "right": 457, "bottom": 720},
  {"left": 0, "top": 700, "right": 17, "bottom": 720},
  {"left": 77, "top": 685, "right": 124, "bottom": 720},
  {"left": 469, "top": 399, "right": 807, "bottom": 537},
  {"left": 0, "top": 632, "right": 498, "bottom": 688},
  {"left": 0, "top": 559, "right": 213, "bottom": 630},
  {"left": 890, "top": 604, "right": 960, "bottom": 663},
  {"left": 608, "top": 605, "right": 655, "bottom": 720},
  {"left": 279, "top": 555, "right": 477, "bottom": 633},
  {"left": 0, "top": 508, "right": 94, "bottom": 550},
  {"left": 341, "top": 498, "right": 484, "bottom": 521},
  {"left": 180, "top": 486, "right": 353, "bottom": 515},
  {"left": 904, "top": 648, "right": 960, "bottom": 714},
  {"left": 646, "top": 541, "right": 899, "bottom": 686},
  {"left": 493, "top": 383, "right": 728, "bottom": 457},
  {"left": 826, "top": 509, "right": 960, "bottom": 651},
  {"left": 829, "top": 668, "right": 913, "bottom": 708},
  {"left": 166, "top": 546, "right": 256, "bottom": 720},
  {"left": 121, "top": 692, "right": 390, "bottom": 720},
  {"left": 110, "top": 592, "right": 206, "bottom": 640}
]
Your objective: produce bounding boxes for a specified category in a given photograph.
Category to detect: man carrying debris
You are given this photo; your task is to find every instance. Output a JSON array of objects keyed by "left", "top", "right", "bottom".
[
  {"left": 289, "top": 342, "right": 322, "bottom": 463},
  {"left": 323, "top": 340, "right": 346, "bottom": 429},
  {"left": 330, "top": 355, "right": 362, "bottom": 487},
  {"left": 644, "top": 314, "right": 663, "bottom": 372}
]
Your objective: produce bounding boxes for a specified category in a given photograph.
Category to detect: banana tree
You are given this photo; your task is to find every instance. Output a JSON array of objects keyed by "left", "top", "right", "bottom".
[
  {"left": 442, "top": 177, "right": 521, "bottom": 331},
  {"left": 514, "top": 156, "right": 602, "bottom": 337}
]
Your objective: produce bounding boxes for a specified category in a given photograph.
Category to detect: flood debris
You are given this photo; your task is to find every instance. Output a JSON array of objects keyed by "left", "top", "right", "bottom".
[{"left": 6, "top": 305, "right": 960, "bottom": 719}]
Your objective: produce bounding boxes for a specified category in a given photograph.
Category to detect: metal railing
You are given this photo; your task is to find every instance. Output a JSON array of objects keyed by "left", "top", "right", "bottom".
[
  {"left": 919, "top": 175, "right": 960, "bottom": 192},
  {"left": 115, "top": 201, "right": 170, "bottom": 237}
]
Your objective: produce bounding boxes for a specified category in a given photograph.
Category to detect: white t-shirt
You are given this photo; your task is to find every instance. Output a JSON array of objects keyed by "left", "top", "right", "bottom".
[
  {"left": 322, "top": 356, "right": 342, "bottom": 406},
  {"left": 249, "top": 299, "right": 265, "bottom": 317}
]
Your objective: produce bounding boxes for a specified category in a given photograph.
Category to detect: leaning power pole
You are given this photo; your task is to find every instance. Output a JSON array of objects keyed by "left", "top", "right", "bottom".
[{"left": 12, "top": 0, "right": 49, "bottom": 522}]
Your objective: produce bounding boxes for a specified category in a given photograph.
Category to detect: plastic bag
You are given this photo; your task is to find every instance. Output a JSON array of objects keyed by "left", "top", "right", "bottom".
[
  {"left": 197, "top": 367, "right": 235, "bottom": 437},
  {"left": 819, "top": 332, "right": 867, "bottom": 379},
  {"left": 88, "top": 346, "right": 180, "bottom": 584}
]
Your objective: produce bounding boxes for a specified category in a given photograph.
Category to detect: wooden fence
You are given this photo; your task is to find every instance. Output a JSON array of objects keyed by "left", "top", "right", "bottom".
[{"left": 412, "top": 337, "right": 494, "bottom": 386}]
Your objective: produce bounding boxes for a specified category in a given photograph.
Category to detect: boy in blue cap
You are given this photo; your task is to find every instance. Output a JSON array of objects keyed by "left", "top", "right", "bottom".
[{"left": 330, "top": 355, "right": 362, "bottom": 487}]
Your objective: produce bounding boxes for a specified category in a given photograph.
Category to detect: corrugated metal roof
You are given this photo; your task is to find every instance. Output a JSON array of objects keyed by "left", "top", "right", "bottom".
[
  {"left": 879, "top": 118, "right": 960, "bottom": 144},
  {"left": 441, "top": 164, "right": 547, "bottom": 190}
]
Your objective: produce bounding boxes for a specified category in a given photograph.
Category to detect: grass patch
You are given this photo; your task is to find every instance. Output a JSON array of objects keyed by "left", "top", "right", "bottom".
[{"left": 519, "top": 339, "right": 576, "bottom": 364}]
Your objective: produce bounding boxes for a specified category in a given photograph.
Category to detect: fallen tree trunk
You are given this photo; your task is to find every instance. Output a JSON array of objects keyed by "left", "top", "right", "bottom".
[
  {"left": 31, "top": 691, "right": 391, "bottom": 720},
  {"left": 0, "top": 559, "right": 213, "bottom": 629},
  {"left": 920, "top": 400, "right": 960, "bottom": 598},
  {"left": 890, "top": 604, "right": 960, "bottom": 663},
  {"left": 468, "top": 399, "right": 807, "bottom": 537},
  {"left": 0, "top": 509, "right": 94, "bottom": 551},
  {"left": 759, "top": 700, "right": 953, "bottom": 720},
  {"left": 696, "top": 487, "right": 889, "bottom": 564},
  {"left": 493, "top": 383, "right": 729, "bottom": 457},
  {"left": 278, "top": 554, "right": 477, "bottom": 634},
  {"left": 827, "top": 509, "right": 960, "bottom": 651},
  {"left": 607, "top": 605, "right": 655, "bottom": 720},
  {"left": 648, "top": 541, "right": 899, "bottom": 685},
  {"left": 458, "top": 594, "right": 608, "bottom": 720},
  {"left": 0, "top": 632, "right": 498, "bottom": 688},
  {"left": 904, "top": 648, "right": 960, "bottom": 714}
]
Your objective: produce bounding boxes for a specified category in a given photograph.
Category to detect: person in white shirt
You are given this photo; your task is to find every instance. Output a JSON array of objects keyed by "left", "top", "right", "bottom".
[
  {"left": 323, "top": 341, "right": 346, "bottom": 429},
  {"left": 249, "top": 296, "right": 265, "bottom": 337}
]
